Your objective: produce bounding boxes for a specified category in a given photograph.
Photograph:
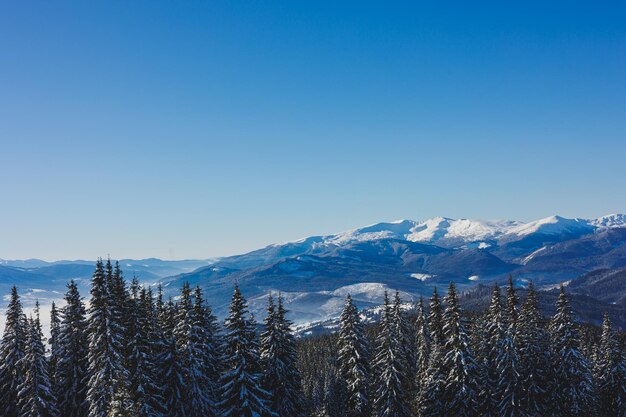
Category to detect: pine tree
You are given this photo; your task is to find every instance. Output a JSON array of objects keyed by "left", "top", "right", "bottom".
[
  {"left": 159, "top": 297, "right": 186, "bottom": 417},
  {"left": 172, "top": 282, "right": 198, "bottom": 417},
  {"left": 440, "top": 283, "right": 479, "bottom": 417},
  {"left": 129, "top": 287, "right": 162, "bottom": 417},
  {"left": 414, "top": 296, "right": 431, "bottom": 377},
  {"left": 261, "top": 293, "right": 303, "bottom": 417},
  {"left": 372, "top": 291, "right": 411, "bottom": 417},
  {"left": 480, "top": 284, "right": 505, "bottom": 417},
  {"left": 496, "top": 278, "right": 522, "bottom": 417},
  {"left": 17, "top": 304, "right": 58, "bottom": 417},
  {"left": 0, "top": 285, "right": 28, "bottom": 417},
  {"left": 48, "top": 302, "right": 61, "bottom": 412},
  {"left": 419, "top": 289, "right": 446, "bottom": 417},
  {"left": 392, "top": 291, "right": 415, "bottom": 396},
  {"left": 549, "top": 285, "right": 595, "bottom": 417},
  {"left": 86, "top": 259, "right": 113, "bottom": 417},
  {"left": 171, "top": 282, "right": 216, "bottom": 416},
  {"left": 87, "top": 259, "right": 131, "bottom": 417},
  {"left": 595, "top": 312, "right": 626, "bottom": 417},
  {"left": 428, "top": 288, "right": 444, "bottom": 349},
  {"left": 56, "top": 280, "right": 89, "bottom": 417},
  {"left": 219, "top": 286, "right": 271, "bottom": 417},
  {"left": 193, "top": 286, "right": 222, "bottom": 413},
  {"left": 516, "top": 282, "right": 549, "bottom": 417},
  {"left": 336, "top": 294, "right": 370, "bottom": 417}
]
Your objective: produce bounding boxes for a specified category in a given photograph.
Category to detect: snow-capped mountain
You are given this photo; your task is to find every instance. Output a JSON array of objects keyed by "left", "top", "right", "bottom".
[
  {"left": 322, "top": 217, "right": 522, "bottom": 248},
  {"left": 163, "top": 213, "right": 626, "bottom": 323},
  {"left": 3, "top": 214, "right": 626, "bottom": 328},
  {"left": 287, "top": 214, "right": 625, "bottom": 251}
]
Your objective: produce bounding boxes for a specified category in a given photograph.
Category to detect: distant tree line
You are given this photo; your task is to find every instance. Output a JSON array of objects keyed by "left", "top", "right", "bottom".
[{"left": 0, "top": 260, "right": 624, "bottom": 416}]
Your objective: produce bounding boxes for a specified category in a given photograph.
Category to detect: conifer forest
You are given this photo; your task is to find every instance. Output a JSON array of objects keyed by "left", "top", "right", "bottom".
[{"left": 1, "top": 259, "right": 625, "bottom": 417}]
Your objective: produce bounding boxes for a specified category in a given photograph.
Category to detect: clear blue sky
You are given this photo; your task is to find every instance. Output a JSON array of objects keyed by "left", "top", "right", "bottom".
[{"left": 1, "top": 1, "right": 625, "bottom": 261}]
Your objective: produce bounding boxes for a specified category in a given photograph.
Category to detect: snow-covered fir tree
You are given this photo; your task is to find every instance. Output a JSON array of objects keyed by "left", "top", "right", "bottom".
[
  {"left": 219, "top": 285, "right": 271, "bottom": 417},
  {"left": 17, "top": 304, "right": 58, "bottom": 417},
  {"left": 549, "top": 284, "right": 595, "bottom": 417},
  {"left": 335, "top": 293, "right": 370, "bottom": 417},
  {"left": 479, "top": 284, "right": 505, "bottom": 417},
  {"left": 175, "top": 283, "right": 218, "bottom": 416},
  {"left": 413, "top": 296, "right": 431, "bottom": 392},
  {"left": 56, "top": 280, "right": 89, "bottom": 417},
  {"left": 516, "top": 282, "right": 549, "bottom": 417},
  {"left": 594, "top": 312, "right": 626, "bottom": 417},
  {"left": 48, "top": 302, "right": 61, "bottom": 412},
  {"left": 173, "top": 282, "right": 213, "bottom": 416},
  {"left": 86, "top": 259, "right": 131, "bottom": 417},
  {"left": 260, "top": 293, "right": 302, "bottom": 417},
  {"left": 193, "top": 286, "right": 222, "bottom": 413},
  {"left": 0, "top": 285, "right": 28, "bottom": 417},
  {"left": 372, "top": 291, "right": 411, "bottom": 417},
  {"left": 159, "top": 296, "right": 186, "bottom": 417},
  {"left": 441, "top": 283, "right": 479, "bottom": 417},
  {"left": 428, "top": 287, "right": 444, "bottom": 349},
  {"left": 496, "top": 278, "right": 522, "bottom": 417},
  {"left": 419, "top": 290, "right": 447, "bottom": 417},
  {"left": 128, "top": 287, "right": 162, "bottom": 417},
  {"left": 392, "top": 291, "right": 416, "bottom": 400}
]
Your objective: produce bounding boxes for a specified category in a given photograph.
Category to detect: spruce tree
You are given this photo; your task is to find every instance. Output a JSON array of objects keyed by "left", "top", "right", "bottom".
[
  {"left": 56, "top": 280, "right": 89, "bottom": 417},
  {"left": 392, "top": 291, "right": 415, "bottom": 396},
  {"left": 496, "top": 278, "right": 522, "bottom": 417},
  {"left": 175, "top": 284, "right": 217, "bottom": 416},
  {"left": 193, "top": 286, "right": 222, "bottom": 413},
  {"left": 159, "top": 297, "right": 186, "bottom": 417},
  {"left": 516, "top": 282, "right": 549, "bottom": 417},
  {"left": 336, "top": 294, "right": 370, "bottom": 417},
  {"left": 17, "top": 304, "right": 58, "bottom": 417},
  {"left": 440, "top": 283, "right": 479, "bottom": 417},
  {"left": 548, "top": 285, "right": 595, "bottom": 417},
  {"left": 372, "top": 291, "right": 411, "bottom": 417},
  {"left": 87, "top": 259, "right": 131, "bottom": 417},
  {"left": 414, "top": 296, "right": 430, "bottom": 381},
  {"left": 0, "top": 285, "right": 27, "bottom": 417},
  {"left": 428, "top": 288, "right": 444, "bottom": 349},
  {"left": 419, "top": 289, "right": 446, "bottom": 417},
  {"left": 173, "top": 282, "right": 199, "bottom": 417},
  {"left": 480, "top": 284, "right": 505, "bottom": 417},
  {"left": 261, "top": 293, "right": 303, "bottom": 417},
  {"left": 129, "top": 287, "right": 162, "bottom": 417},
  {"left": 595, "top": 313, "right": 626, "bottom": 417},
  {"left": 86, "top": 259, "right": 113, "bottom": 417},
  {"left": 219, "top": 286, "right": 270, "bottom": 417},
  {"left": 48, "top": 302, "right": 61, "bottom": 412}
]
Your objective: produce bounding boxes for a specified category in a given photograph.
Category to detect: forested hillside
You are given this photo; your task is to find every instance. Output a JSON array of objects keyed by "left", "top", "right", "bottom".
[{"left": 1, "top": 261, "right": 625, "bottom": 416}]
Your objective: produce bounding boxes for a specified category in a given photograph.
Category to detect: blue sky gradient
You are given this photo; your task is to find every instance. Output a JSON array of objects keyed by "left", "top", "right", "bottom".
[{"left": 1, "top": 1, "right": 625, "bottom": 260}]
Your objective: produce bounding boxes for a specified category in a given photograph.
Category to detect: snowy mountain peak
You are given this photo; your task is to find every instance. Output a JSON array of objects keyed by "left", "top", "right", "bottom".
[
  {"left": 591, "top": 213, "right": 626, "bottom": 228},
  {"left": 306, "top": 214, "right": 626, "bottom": 249},
  {"left": 508, "top": 215, "right": 594, "bottom": 237}
]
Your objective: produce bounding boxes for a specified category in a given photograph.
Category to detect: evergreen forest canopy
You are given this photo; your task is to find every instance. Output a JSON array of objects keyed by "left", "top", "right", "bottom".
[{"left": 0, "top": 259, "right": 625, "bottom": 417}]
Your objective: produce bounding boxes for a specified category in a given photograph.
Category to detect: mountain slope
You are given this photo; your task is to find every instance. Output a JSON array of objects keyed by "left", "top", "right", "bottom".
[{"left": 165, "top": 214, "right": 626, "bottom": 323}]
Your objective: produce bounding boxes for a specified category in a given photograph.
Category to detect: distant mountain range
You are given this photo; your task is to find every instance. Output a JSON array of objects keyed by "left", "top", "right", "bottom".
[
  {"left": 2, "top": 214, "right": 626, "bottom": 329},
  {"left": 0, "top": 259, "right": 212, "bottom": 315},
  {"left": 162, "top": 214, "right": 626, "bottom": 324}
]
